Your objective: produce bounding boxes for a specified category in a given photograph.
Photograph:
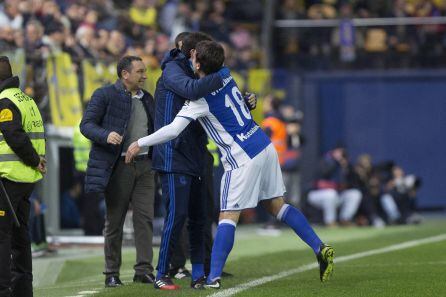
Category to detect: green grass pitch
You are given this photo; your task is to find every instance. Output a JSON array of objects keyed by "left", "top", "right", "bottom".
[{"left": 34, "top": 217, "right": 446, "bottom": 297}]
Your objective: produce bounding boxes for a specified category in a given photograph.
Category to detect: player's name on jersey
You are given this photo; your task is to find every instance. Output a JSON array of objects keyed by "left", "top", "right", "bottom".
[{"left": 211, "top": 76, "right": 234, "bottom": 96}]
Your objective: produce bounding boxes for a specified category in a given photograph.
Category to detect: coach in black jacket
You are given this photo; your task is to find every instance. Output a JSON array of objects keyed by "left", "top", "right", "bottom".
[{"left": 80, "top": 56, "right": 156, "bottom": 287}]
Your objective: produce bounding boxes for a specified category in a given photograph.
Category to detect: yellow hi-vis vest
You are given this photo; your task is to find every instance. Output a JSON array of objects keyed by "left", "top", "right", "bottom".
[
  {"left": 207, "top": 139, "right": 220, "bottom": 167},
  {"left": 0, "top": 88, "right": 45, "bottom": 183},
  {"left": 73, "top": 121, "right": 90, "bottom": 172}
]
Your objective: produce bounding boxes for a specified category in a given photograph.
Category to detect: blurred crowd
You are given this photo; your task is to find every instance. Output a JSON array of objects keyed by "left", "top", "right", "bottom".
[
  {"left": 275, "top": 0, "right": 446, "bottom": 69},
  {"left": 258, "top": 94, "right": 423, "bottom": 229},
  {"left": 0, "top": 0, "right": 262, "bottom": 112},
  {"left": 305, "top": 146, "right": 423, "bottom": 227}
]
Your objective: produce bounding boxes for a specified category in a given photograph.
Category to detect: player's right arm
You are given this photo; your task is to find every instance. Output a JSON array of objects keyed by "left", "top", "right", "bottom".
[{"left": 125, "top": 99, "right": 209, "bottom": 163}]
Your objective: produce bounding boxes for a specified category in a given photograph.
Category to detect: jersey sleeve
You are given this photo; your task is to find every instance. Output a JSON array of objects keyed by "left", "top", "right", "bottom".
[{"left": 177, "top": 98, "right": 209, "bottom": 121}]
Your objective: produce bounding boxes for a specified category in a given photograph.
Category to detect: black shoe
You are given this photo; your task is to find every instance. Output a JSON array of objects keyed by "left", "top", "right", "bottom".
[
  {"left": 105, "top": 276, "right": 123, "bottom": 287},
  {"left": 133, "top": 273, "right": 155, "bottom": 284},
  {"left": 191, "top": 276, "right": 207, "bottom": 290},
  {"left": 154, "top": 276, "right": 180, "bottom": 290},
  {"left": 204, "top": 279, "right": 221, "bottom": 289},
  {"left": 169, "top": 267, "right": 191, "bottom": 279},
  {"left": 221, "top": 271, "right": 234, "bottom": 278},
  {"left": 317, "top": 244, "right": 334, "bottom": 282}
]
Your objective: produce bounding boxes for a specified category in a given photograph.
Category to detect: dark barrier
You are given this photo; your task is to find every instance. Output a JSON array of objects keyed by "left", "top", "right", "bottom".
[{"left": 299, "top": 70, "right": 446, "bottom": 209}]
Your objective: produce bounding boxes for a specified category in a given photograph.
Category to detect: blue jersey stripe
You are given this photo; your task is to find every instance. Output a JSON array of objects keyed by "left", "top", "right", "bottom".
[
  {"left": 222, "top": 172, "right": 230, "bottom": 209},
  {"left": 178, "top": 115, "right": 194, "bottom": 121},
  {"left": 227, "top": 171, "right": 232, "bottom": 209},
  {"left": 202, "top": 117, "right": 239, "bottom": 169},
  {"left": 201, "top": 117, "right": 234, "bottom": 168},
  {"left": 158, "top": 174, "right": 176, "bottom": 274},
  {"left": 201, "top": 118, "right": 237, "bottom": 170}
]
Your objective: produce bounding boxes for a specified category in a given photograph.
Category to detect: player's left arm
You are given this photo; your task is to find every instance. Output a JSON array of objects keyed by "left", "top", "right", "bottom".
[{"left": 164, "top": 62, "right": 225, "bottom": 100}]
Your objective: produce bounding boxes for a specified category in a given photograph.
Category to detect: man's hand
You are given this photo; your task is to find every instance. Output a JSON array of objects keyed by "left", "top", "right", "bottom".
[
  {"left": 37, "top": 156, "right": 46, "bottom": 174},
  {"left": 107, "top": 131, "right": 123, "bottom": 145},
  {"left": 125, "top": 141, "right": 141, "bottom": 164},
  {"left": 245, "top": 92, "right": 257, "bottom": 110}
]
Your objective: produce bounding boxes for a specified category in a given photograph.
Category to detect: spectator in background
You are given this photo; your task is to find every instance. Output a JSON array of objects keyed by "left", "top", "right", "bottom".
[
  {"left": 129, "top": 0, "right": 157, "bottom": 28},
  {"left": 354, "top": 154, "right": 385, "bottom": 227},
  {"left": 381, "top": 164, "right": 422, "bottom": 224},
  {"left": 0, "top": 1, "right": 23, "bottom": 30},
  {"left": 60, "top": 181, "right": 82, "bottom": 229},
  {"left": 42, "top": 21, "right": 65, "bottom": 55},
  {"left": 200, "top": 0, "right": 230, "bottom": 43},
  {"left": 0, "top": 26, "right": 17, "bottom": 52},
  {"left": 103, "top": 30, "right": 127, "bottom": 62},
  {"left": 23, "top": 20, "right": 48, "bottom": 113},
  {"left": 261, "top": 95, "right": 288, "bottom": 167},
  {"left": 29, "top": 189, "right": 55, "bottom": 257},
  {"left": 281, "top": 105, "right": 305, "bottom": 207},
  {"left": 307, "top": 145, "right": 362, "bottom": 227}
]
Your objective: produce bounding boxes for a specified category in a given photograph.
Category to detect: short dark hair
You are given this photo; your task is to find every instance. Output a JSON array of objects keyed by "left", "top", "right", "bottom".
[
  {"left": 181, "top": 32, "right": 213, "bottom": 58},
  {"left": 175, "top": 32, "right": 190, "bottom": 49},
  {"left": 195, "top": 41, "right": 225, "bottom": 75},
  {"left": 0, "top": 56, "right": 12, "bottom": 81},
  {"left": 117, "top": 56, "right": 142, "bottom": 78}
]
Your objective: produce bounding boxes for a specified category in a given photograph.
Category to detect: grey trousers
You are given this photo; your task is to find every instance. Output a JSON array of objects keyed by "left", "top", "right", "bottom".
[{"left": 104, "top": 158, "right": 155, "bottom": 276}]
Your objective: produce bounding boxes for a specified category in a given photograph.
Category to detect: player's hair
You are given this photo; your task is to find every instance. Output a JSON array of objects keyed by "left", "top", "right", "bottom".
[
  {"left": 117, "top": 56, "right": 142, "bottom": 78},
  {"left": 181, "top": 32, "right": 213, "bottom": 58},
  {"left": 175, "top": 32, "right": 190, "bottom": 49},
  {"left": 195, "top": 40, "right": 225, "bottom": 75},
  {"left": 0, "top": 56, "right": 12, "bottom": 81}
]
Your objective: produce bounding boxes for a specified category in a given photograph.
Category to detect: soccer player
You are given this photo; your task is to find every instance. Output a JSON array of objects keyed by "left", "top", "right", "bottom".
[{"left": 126, "top": 40, "right": 334, "bottom": 288}]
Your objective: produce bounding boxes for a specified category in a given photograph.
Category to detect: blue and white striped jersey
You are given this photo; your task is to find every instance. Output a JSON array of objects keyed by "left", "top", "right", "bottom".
[{"left": 177, "top": 71, "right": 271, "bottom": 171}]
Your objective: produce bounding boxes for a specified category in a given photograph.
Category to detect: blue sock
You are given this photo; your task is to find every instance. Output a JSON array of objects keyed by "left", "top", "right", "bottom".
[
  {"left": 278, "top": 204, "right": 323, "bottom": 254},
  {"left": 156, "top": 271, "right": 163, "bottom": 280},
  {"left": 192, "top": 263, "right": 204, "bottom": 281},
  {"left": 207, "top": 221, "right": 236, "bottom": 283}
]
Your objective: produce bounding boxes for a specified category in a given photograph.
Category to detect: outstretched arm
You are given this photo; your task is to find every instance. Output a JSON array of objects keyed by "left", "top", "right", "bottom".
[{"left": 125, "top": 117, "right": 191, "bottom": 163}]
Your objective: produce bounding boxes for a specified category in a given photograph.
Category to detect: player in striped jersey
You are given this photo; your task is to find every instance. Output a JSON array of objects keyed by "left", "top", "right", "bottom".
[{"left": 126, "top": 40, "right": 334, "bottom": 288}]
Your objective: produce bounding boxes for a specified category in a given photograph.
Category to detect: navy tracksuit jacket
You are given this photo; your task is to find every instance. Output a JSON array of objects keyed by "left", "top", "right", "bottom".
[{"left": 152, "top": 48, "right": 224, "bottom": 276}]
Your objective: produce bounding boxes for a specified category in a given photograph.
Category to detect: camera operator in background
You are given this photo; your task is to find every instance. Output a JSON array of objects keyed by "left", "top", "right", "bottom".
[
  {"left": 307, "top": 145, "right": 362, "bottom": 227},
  {"left": 381, "top": 164, "right": 422, "bottom": 224}
]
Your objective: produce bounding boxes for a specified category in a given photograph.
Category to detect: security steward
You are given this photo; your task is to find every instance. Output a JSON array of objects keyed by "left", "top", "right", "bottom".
[{"left": 0, "top": 56, "right": 46, "bottom": 297}]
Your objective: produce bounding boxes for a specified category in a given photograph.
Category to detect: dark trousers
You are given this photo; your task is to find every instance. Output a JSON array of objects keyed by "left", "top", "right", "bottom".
[
  {"left": 82, "top": 192, "right": 104, "bottom": 236},
  {"left": 104, "top": 158, "right": 155, "bottom": 276},
  {"left": 170, "top": 151, "right": 217, "bottom": 275},
  {"left": 169, "top": 224, "right": 189, "bottom": 271},
  {"left": 202, "top": 151, "right": 217, "bottom": 275},
  {"left": 77, "top": 172, "right": 104, "bottom": 236},
  {"left": 156, "top": 173, "right": 205, "bottom": 276},
  {"left": 0, "top": 178, "right": 35, "bottom": 297}
]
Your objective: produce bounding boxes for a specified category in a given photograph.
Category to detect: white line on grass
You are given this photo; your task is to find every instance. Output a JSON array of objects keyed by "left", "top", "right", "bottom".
[{"left": 208, "top": 233, "right": 446, "bottom": 297}]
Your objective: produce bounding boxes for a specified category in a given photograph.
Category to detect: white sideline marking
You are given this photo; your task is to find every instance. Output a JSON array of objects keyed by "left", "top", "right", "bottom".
[
  {"left": 64, "top": 289, "right": 99, "bottom": 297},
  {"left": 208, "top": 233, "right": 446, "bottom": 297}
]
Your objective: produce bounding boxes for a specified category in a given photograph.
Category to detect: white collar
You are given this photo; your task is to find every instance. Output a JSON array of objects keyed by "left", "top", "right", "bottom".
[{"left": 132, "top": 89, "right": 144, "bottom": 99}]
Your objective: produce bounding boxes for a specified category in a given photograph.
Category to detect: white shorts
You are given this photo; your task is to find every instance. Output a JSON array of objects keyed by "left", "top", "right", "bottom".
[{"left": 220, "top": 143, "right": 286, "bottom": 211}]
